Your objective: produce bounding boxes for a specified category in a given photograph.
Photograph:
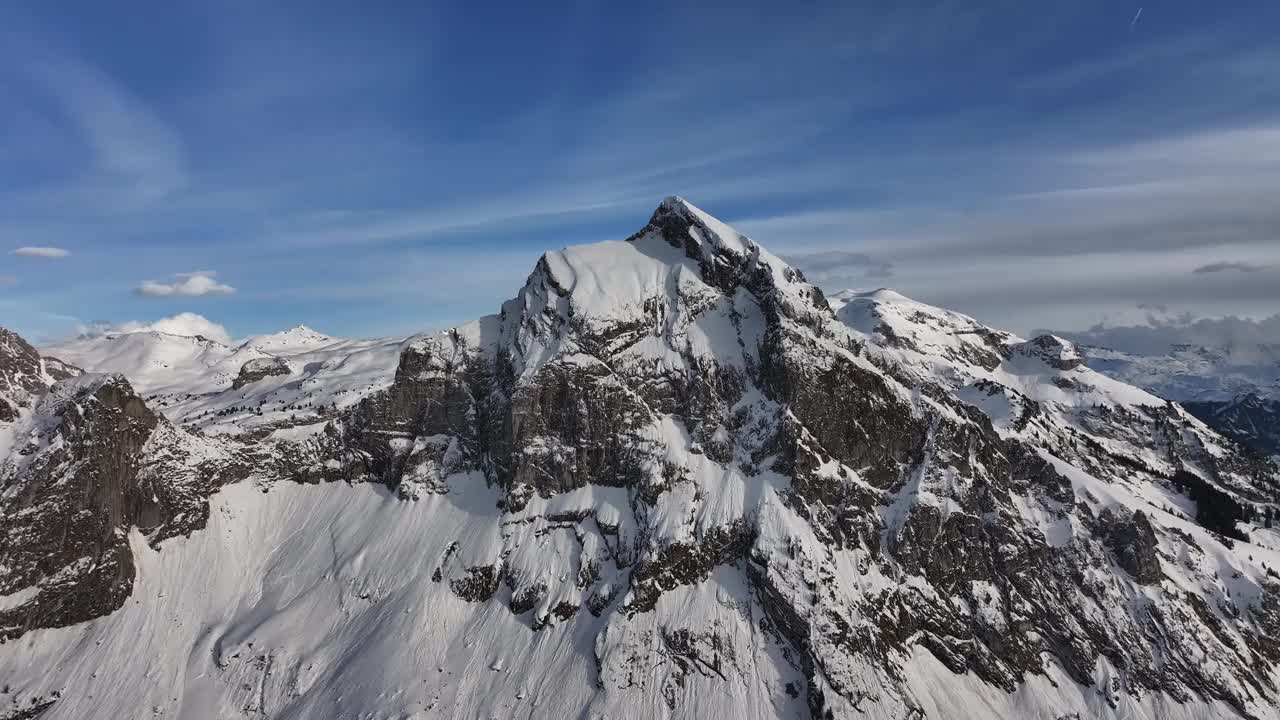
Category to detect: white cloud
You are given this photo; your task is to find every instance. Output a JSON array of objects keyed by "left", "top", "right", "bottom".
[
  {"left": 111, "top": 311, "right": 231, "bottom": 340},
  {"left": 11, "top": 246, "right": 70, "bottom": 258},
  {"left": 1193, "top": 261, "right": 1270, "bottom": 274},
  {"left": 1046, "top": 310, "right": 1280, "bottom": 358},
  {"left": 135, "top": 271, "right": 236, "bottom": 297}
]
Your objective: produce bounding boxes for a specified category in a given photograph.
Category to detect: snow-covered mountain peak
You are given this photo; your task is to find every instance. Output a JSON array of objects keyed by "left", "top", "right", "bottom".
[
  {"left": 463, "top": 198, "right": 835, "bottom": 382},
  {"left": 827, "top": 287, "right": 914, "bottom": 307},
  {"left": 633, "top": 197, "right": 808, "bottom": 288},
  {"left": 1009, "top": 333, "right": 1085, "bottom": 371},
  {"left": 649, "top": 195, "right": 754, "bottom": 255},
  {"left": 41, "top": 330, "right": 239, "bottom": 395},
  {"left": 828, "top": 286, "right": 1082, "bottom": 374},
  {"left": 132, "top": 329, "right": 221, "bottom": 344},
  {"left": 6, "top": 199, "right": 1280, "bottom": 720},
  {"left": 1, "top": 328, "right": 51, "bottom": 400},
  {"left": 828, "top": 285, "right": 988, "bottom": 328},
  {"left": 827, "top": 286, "right": 1175, "bottom": 414},
  {"left": 237, "top": 324, "right": 340, "bottom": 355}
]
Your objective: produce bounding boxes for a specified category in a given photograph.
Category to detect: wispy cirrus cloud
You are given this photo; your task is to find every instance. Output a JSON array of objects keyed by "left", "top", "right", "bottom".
[
  {"left": 726, "top": 116, "right": 1280, "bottom": 334},
  {"left": 2, "top": 2, "right": 1280, "bottom": 342},
  {"left": 1194, "top": 261, "right": 1270, "bottom": 274},
  {"left": 36, "top": 59, "right": 187, "bottom": 205},
  {"left": 10, "top": 246, "right": 70, "bottom": 258},
  {"left": 784, "top": 250, "right": 893, "bottom": 281},
  {"left": 135, "top": 271, "right": 236, "bottom": 298}
]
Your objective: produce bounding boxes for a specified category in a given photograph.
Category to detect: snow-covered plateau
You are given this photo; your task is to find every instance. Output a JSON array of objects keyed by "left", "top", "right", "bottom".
[{"left": 2, "top": 198, "right": 1279, "bottom": 720}]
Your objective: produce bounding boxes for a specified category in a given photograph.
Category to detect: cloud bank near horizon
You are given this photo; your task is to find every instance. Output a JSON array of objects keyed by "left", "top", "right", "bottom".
[
  {"left": 75, "top": 312, "right": 233, "bottom": 345},
  {"left": 1042, "top": 309, "right": 1280, "bottom": 358}
]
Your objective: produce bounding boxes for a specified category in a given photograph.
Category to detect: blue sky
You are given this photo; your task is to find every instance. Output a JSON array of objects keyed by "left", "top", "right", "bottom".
[{"left": 2, "top": 1, "right": 1279, "bottom": 345}]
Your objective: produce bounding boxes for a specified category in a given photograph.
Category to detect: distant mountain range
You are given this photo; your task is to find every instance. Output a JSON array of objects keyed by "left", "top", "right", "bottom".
[
  {"left": 1184, "top": 393, "right": 1280, "bottom": 459},
  {"left": 1077, "top": 344, "right": 1280, "bottom": 458}
]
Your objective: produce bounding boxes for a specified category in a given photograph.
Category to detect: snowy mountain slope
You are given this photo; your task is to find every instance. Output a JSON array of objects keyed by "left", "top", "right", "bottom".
[
  {"left": 1077, "top": 343, "right": 1280, "bottom": 459},
  {"left": 3, "top": 198, "right": 1280, "bottom": 720},
  {"left": 153, "top": 335, "right": 406, "bottom": 439},
  {"left": 43, "top": 330, "right": 253, "bottom": 395},
  {"left": 1185, "top": 393, "right": 1280, "bottom": 460},
  {"left": 5, "top": 480, "right": 1267, "bottom": 720},
  {"left": 0, "top": 328, "right": 77, "bottom": 422},
  {"left": 827, "top": 288, "right": 1278, "bottom": 503},
  {"left": 43, "top": 328, "right": 406, "bottom": 439},
  {"left": 0, "top": 329, "right": 80, "bottom": 464}
]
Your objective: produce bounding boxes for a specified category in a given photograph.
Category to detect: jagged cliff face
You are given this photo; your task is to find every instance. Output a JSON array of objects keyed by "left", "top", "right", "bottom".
[
  {"left": 0, "top": 350, "right": 243, "bottom": 641},
  {"left": 279, "top": 198, "right": 1280, "bottom": 718},
  {"left": 0, "top": 328, "right": 60, "bottom": 423},
  {"left": 3, "top": 199, "right": 1280, "bottom": 720},
  {"left": 0, "top": 376, "right": 158, "bottom": 637}
]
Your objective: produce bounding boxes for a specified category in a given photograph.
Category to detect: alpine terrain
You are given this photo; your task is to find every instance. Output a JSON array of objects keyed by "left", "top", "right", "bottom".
[
  {"left": 1082, "top": 346, "right": 1280, "bottom": 461},
  {"left": 3, "top": 198, "right": 1280, "bottom": 720}
]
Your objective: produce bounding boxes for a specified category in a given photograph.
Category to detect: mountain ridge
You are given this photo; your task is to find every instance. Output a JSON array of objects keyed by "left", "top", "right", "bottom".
[{"left": 2, "top": 198, "right": 1279, "bottom": 719}]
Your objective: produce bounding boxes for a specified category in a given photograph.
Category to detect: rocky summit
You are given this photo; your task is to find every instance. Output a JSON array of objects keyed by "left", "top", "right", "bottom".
[{"left": 2, "top": 198, "right": 1280, "bottom": 720}]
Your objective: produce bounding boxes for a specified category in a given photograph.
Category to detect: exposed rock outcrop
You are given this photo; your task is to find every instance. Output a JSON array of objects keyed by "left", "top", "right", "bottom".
[
  {"left": 0, "top": 375, "right": 158, "bottom": 637},
  {"left": 0, "top": 328, "right": 51, "bottom": 422},
  {"left": 1011, "top": 334, "right": 1085, "bottom": 371},
  {"left": 232, "top": 356, "right": 291, "bottom": 389},
  {"left": 1100, "top": 508, "right": 1163, "bottom": 584},
  {"left": 0, "top": 336, "right": 244, "bottom": 639}
]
